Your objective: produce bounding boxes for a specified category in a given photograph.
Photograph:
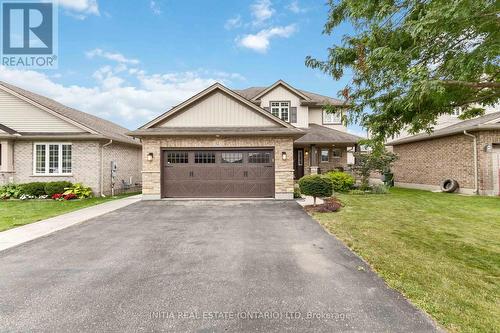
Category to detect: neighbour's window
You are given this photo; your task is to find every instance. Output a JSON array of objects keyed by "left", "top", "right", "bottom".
[
  {"left": 248, "top": 152, "right": 271, "bottom": 163},
  {"left": 221, "top": 152, "right": 243, "bottom": 163},
  {"left": 167, "top": 152, "right": 188, "bottom": 164},
  {"left": 323, "top": 110, "right": 342, "bottom": 124},
  {"left": 321, "top": 149, "right": 329, "bottom": 162},
  {"left": 195, "top": 152, "right": 216, "bottom": 164},
  {"left": 332, "top": 149, "right": 342, "bottom": 158},
  {"left": 270, "top": 101, "right": 290, "bottom": 122},
  {"left": 34, "top": 143, "right": 72, "bottom": 175}
]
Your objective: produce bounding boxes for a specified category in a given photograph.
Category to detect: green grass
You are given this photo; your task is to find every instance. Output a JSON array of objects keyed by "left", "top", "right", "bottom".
[
  {"left": 313, "top": 188, "right": 499, "bottom": 333},
  {"left": 0, "top": 193, "right": 138, "bottom": 232}
]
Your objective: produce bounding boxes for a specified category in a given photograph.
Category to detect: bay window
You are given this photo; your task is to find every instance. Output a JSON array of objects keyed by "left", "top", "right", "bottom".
[{"left": 34, "top": 143, "right": 72, "bottom": 175}]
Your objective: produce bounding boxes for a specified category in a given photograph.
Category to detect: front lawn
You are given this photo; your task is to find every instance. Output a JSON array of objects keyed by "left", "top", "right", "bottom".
[
  {"left": 0, "top": 193, "right": 138, "bottom": 232},
  {"left": 313, "top": 188, "right": 499, "bottom": 333}
]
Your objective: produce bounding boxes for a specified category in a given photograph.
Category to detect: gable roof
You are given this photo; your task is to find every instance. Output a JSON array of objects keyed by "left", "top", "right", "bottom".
[
  {"left": 248, "top": 80, "right": 312, "bottom": 101},
  {"left": 0, "top": 81, "right": 140, "bottom": 146},
  {"left": 388, "top": 111, "right": 500, "bottom": 145},
  {"left": 295, "top": 123, "right": 363, "bottom": 145},
  {"left": 140, "top": 82, "right": 294, "bottom": 129},
  {"left": 235, "top": 85, "right": 345, "bottom": 106}
]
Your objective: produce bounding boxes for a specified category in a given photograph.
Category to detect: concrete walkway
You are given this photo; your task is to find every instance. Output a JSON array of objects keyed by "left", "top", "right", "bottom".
[{"left": 0, "top": 195, "right": 141, "bottom": 252}]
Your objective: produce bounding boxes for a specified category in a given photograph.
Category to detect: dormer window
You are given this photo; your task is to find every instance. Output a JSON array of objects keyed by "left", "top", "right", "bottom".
[
  {"left": 323, "top": 110, "right": 342, "bottom": 124},
  {"left": 270, "top": 101, "right": 289, "bottom": 122}
]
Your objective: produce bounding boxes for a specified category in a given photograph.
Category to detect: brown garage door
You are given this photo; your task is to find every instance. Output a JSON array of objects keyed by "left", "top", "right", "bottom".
[{"left": 162, "top": 149, "right": 275, "bottom": 198}]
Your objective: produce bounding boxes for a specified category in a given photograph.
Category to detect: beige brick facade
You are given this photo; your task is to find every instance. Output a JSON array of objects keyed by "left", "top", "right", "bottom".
[
  {"left": 4, "top": 140, "right": 141, "bottom": 196},
  {"left": 392, "top": 130, "right": 500, "bottom": 195},
  {"left": 141, "top": 136, "right": 294, "bottom": 199}
]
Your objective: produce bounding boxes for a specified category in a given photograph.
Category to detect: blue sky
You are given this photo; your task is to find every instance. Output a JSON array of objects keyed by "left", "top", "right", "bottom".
[{"left": 0, "top": 0, "right": 363, "bottom": 135}]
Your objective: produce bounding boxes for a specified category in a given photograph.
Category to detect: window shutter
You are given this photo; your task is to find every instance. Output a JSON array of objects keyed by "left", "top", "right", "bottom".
[
  {"left": 264, "top": 106, "right": 270, "bottom": 112},
  {"left": 290, "top": 107, "right": 297, "bottom": 123}
]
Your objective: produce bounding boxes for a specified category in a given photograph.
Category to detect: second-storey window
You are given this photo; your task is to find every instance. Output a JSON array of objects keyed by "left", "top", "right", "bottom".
[
  {"left": 34, "top": 143, "right": 72, "bottom": 175},
  {"left": 323, "top": 110, "right": 342, "bottom": 124},
  {"left": 270, "top": 101, "right": 290, "bottom": 122}
]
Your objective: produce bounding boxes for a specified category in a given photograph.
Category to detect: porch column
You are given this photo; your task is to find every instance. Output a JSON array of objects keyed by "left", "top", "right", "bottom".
[
  {"left": 310, "top": 145, "right": 319, "bottom": 175},
  {"left": 0, "top": 140, "right": 15, "bottom": 184}
]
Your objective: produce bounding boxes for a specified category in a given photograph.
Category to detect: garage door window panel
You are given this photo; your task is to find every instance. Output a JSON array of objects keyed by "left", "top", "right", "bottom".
[
  {"left": 167, "top": 152, "right": 189, "bottom": 164},
  {"left": 195, "top": 152, "right": 216, "bottom": 164},
  {"left": 248, "top": 152, "right": 272, "bottom": 163},
  {"left": 221, "top": 152, "right": 243, "bottom": 164}
]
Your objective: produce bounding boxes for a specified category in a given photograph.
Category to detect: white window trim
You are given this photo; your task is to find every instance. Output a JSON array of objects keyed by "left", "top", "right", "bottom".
[
  {"left": 270, "top": 101, "right": 290, "bottom": 122},
  {"left": 33, "top": 142, "right": 73, "bottom": 176},
  {"left": 323, "top": 110, "right": 342, "bottom": 125},
  {"left": 320, "top": 148, "right": 330, "bottom": 163}
]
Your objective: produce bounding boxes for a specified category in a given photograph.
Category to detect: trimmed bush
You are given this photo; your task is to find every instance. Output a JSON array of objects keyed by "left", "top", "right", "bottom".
[
  {"left": 21, "top": 182, "right": 47, "bottom": 197},
  {"left": 0, "top": 184, "right": 23, "bottom": 199},
  {"left": 325, "top": 171, "right": 355, "bottom": 192},
  {"left": 44, "top": 181, "right": 73, "bottom": 196},
  {"left": 63, "top": 183, "right": 93, "bottom": 199},
  {"left": 298, "top": 174, "right": 333, "bottom": 206}
]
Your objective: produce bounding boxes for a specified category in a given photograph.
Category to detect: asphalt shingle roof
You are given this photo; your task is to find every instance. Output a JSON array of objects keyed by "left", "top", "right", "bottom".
[
  {"left": 0, "top": 81, "right": 140, "bottom": 146},
  {"left": 294, "top": 124, "right": 362, "bottom": 144},
  {"left": 234, "top": 87, "right": 345, "bottom": 106},
  {"left": 388, "top": 111, "right": 500, "bottom": 145}
]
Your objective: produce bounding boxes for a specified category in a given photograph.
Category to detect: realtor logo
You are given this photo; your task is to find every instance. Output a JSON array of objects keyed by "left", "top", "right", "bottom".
[{"left": 1, "top": 1, "right": 58, "bottom": 68}]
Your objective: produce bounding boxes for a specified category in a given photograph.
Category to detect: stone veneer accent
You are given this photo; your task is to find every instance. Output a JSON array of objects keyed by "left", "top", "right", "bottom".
[
  {"left": 392, "top": 130, "right": 500, "bottom": 195},
  {"left": 141, "top": 136, "right": 295, "bottom": 199}
]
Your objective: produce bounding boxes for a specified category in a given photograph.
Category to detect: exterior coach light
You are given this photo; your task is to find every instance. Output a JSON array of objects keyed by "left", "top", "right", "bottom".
[
  {"left": 282, "top": 152, "right": 287, "bottom": 160},
  {"left": 147, "top": 153, "right": 154, "bottom": 161}
]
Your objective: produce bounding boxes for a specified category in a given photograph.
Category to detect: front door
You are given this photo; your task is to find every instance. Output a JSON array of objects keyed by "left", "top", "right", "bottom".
[{"left": 294, "top": 148, "right": 304, "bottom": 180}]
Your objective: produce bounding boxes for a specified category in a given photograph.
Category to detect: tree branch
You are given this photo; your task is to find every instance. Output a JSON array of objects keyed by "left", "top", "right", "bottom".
[{"left": 440, "top": 80, "right": 500, "bottom": 89}]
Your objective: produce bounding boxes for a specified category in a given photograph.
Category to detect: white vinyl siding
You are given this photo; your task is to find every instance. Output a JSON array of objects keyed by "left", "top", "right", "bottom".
[
  {"left": 159, "top": 91, "right": 279, "bottom": 127},
  {"left": 33, "top": 143, "right": 72, "bottom": 175},
  {"left": 0, "top": 88, "right": 86, "bottom": 133}
]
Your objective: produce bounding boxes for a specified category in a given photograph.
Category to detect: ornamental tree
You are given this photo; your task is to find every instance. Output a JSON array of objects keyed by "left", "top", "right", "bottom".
[
  {"left": 306, "top": 0, "right": 500, "bottom": 141},
  {"left": 298, "top": 175, "right": 334, "bottom": 206}
]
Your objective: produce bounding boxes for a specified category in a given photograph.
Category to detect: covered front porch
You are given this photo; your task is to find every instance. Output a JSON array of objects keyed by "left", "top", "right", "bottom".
[{"left": 293, "top": 124, "right": 362, "bottom": 179}]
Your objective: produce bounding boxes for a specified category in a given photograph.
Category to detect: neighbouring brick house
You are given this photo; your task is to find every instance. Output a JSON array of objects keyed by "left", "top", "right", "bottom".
[
  {"left": 129, "top": 81, "right": 361, "bottom": 200},
  {"left": 387, "top": 112, "right": 500, "bottom": 196},
  {"left": 0, "top": 81, "right": 142, "bottom": 195}
]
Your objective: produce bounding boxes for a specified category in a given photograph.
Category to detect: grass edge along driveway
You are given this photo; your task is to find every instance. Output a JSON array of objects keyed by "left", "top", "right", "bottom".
[
  {"left": 312, "top": 188, "right": 499, "bottom": 333},
  {"left": 0, "top": 193, "right": 138, "bottom": 232}
]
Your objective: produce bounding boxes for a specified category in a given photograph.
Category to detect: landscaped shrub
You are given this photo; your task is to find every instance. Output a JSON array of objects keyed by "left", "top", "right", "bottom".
[
  {"left": 372, "top": 184, "right": 390, "bottom": 194},
  {"left": 294, "top": 186, "right": 302, "bottom": 199},
  {"left": 21, "top": 182, "right": 47, "bottom": 197},
  {"left": 298, "top": 174, "right": 333, "bottom": 206},
  {"left": 44, "top": 181, "right": 73, "bottom": 196},
  {"left": 0, "top": 184, "right": 23, "bottom": 199},
  {"left": 325, "top": 171, "right": 355, "bottom": 192},
  {"left": 63, "top": 183, "right": 93, "bottom": 199}
]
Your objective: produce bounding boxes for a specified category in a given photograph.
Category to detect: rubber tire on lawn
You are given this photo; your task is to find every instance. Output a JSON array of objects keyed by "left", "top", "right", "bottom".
[{"left": 441, "top": 179, "right": 459, "bottom": 193}]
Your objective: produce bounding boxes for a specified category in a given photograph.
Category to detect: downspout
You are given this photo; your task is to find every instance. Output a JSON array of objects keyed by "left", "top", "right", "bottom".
[
  {"left": 100, "top": 140, "right": 113, "bottom": 197},
  {"left": 463, "top": 131, "right": 479, "bottom": 194}
]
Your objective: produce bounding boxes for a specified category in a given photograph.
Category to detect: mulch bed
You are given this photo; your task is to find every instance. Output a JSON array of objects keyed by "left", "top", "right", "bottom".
[{"left": 304, "top": 197, "right": 343, "bottom": 213}]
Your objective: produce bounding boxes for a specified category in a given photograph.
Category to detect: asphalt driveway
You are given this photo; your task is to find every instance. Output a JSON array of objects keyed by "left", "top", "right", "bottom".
[{"left": 0, "top": 201, "right": 440, "bottom": 332}]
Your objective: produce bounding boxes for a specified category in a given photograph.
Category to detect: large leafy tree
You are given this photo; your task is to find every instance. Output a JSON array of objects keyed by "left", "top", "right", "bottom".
[{"left": 306, "top": 0, "right": 500, "bottom": 141}]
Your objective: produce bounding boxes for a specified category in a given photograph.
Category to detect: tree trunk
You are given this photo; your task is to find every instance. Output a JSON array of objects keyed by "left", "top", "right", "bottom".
[{"left": 313, "top": 196, "right": 317, "bottom": 207}]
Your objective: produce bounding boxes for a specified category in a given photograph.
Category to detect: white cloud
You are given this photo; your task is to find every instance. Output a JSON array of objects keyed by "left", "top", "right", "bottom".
[
  {"left": 224, "top": 15, "right": 242, "bottom": 30},
  {"left": 150, "top": 1, "right": 162, "bottom": 15},
  {"left": 86, "top": 49, "right": 140, "bottom": 65},
  {"left": 287, "top": 0, "right": 307, "bottom": 13},
  {"left": 237, "top": 25, "right": 296, "bottom": 53},
  {"left": 58, "top": 0, "right": 99, "bottom": 17},
  {"left": 0, "top": 65, "right": 245, "bottom": 129},
  {"left": 251, "top": 0, "right": 274, "bottom": 25}
]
